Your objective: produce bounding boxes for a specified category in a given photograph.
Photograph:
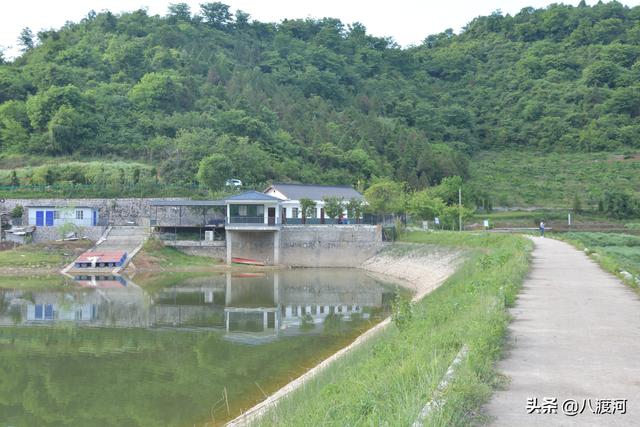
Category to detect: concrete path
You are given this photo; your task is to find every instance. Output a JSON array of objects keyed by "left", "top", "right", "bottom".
[
  {"left": 62, "top": 225, "right": 149, "bottom": 275},
  {"left": 484, "top": 237, "right": 640, "bottom": 426},
  {"left": 95, "top": 225, "right": 149, "bottom": 254}
]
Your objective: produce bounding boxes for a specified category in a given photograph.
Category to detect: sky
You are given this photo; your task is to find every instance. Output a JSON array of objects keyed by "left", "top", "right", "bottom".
[{"left": 2, "top": 0, "right": 640, "bottom": 59}]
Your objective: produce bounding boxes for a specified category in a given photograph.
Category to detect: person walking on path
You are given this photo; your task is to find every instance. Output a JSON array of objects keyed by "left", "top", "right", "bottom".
[{"left": 539, "top": 220, "right": 545, "bottom": 237}]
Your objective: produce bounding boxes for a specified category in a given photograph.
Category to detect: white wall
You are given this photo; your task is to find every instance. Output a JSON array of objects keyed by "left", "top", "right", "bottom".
[
  {"left": 282, "top": 200, "right": 349, "bottom": 219},
  {"left": 28, "top": 207, "right": 97, "bottom": 227}
]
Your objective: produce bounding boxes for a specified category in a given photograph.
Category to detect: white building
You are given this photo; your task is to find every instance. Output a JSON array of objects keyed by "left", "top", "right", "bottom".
[
  {"left": 27, "top": 205, "right": 100, "bottom": 227},
  {"left": 264, "top": 183, "right": 364, "bottom": 223}
]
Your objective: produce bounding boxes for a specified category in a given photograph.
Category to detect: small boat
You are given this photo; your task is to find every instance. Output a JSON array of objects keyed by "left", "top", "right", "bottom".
[
  {"left": 231, "top": 257, "right": 265, "bottom": 266},
  {"left": 232, "top": 272, "right": 267, "bottom": 278}
]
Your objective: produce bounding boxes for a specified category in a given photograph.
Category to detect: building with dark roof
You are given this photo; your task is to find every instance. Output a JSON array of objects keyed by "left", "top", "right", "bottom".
[
  {"left": 265, "top": 183, "right": 363, "bottom": 201},
  {"left": 225, "top": 190, "right": 282, "bottom": 229},
  {"left": 264, "top": 183, "right": 364, "bottom": 224}
]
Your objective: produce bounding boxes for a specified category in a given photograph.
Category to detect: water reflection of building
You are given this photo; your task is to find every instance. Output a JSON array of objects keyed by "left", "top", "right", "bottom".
[
  {"left": 151, "top": 275, "right": 226, "bottom": 328},
  {"left": 0, "top": 270, "right": 395, "bottom": 344},
  {"left": 0, "top": 275, "right": 151, "bottom": 327},
  {"left": 223, "top": 269, "right": 395, "bottom": 344}
]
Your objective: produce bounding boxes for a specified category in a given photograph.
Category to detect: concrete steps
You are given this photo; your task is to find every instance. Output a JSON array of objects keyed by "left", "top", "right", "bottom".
[{"left": 64, "top": 226, "right": 150, "bottom": 275}]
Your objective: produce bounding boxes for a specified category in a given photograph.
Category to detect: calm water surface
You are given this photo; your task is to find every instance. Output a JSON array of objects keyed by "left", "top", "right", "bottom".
[{"left": 0, "top": 269, "right": 400, "bottom": 426}]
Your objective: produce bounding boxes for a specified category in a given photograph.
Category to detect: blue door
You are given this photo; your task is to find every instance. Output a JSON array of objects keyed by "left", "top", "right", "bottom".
[
  {"left": 92, "top": 210, "right": 97, "bottom": 226},
  {"left": 45, "top": 211, "right": 54, "bottom": 226},
  {"left": 36, "top": 211, "right": 44, "bottom": 226}
]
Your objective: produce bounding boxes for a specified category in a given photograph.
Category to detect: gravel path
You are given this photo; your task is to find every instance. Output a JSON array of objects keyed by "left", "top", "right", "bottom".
[{"left": 484, "top": 237, "right": 640, "bottom": 426}]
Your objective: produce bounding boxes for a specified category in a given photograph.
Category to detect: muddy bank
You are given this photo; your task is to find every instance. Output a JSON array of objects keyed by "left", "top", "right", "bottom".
[{"left": 226, "top": 243, "right": 463, "bottom": 427}]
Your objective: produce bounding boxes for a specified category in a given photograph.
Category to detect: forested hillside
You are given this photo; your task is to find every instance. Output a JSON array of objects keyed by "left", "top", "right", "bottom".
[{"left": 1, "top": 1, "right": 640, "bottom": 191}]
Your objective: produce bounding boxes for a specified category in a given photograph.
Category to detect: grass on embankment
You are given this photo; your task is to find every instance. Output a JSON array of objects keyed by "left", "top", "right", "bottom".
[
  {"left": 0, "top": 275, "right": 71, "bottom": 289},
  {"left": 559, "top": 232, "right": 640, "bottom": 292},
  {"left": 254, "top": 232, "right": 532, "bottom": 426},
  {"left": 131, "top": 238, "right": 220, "bottom": 270},
  {"left": 0, "top": 240, "right": 91, "bottom": 271}
]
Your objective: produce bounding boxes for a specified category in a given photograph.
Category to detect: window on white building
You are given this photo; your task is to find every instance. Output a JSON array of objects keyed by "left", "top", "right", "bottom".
[
  {"left": 53, "top": 211, "right": 60, "bottom": 219},
  {"left": 256, "top": 205, "right": 264, "bottom": 216},
  {"left": 292, "top": 207, "right": 299, "bottom": 218},
  {"left": 76, "top": 210, "right": 84, "bottom": 220},
  {"left": 238, "top": 205, "right": 247, "bottom": 216}
]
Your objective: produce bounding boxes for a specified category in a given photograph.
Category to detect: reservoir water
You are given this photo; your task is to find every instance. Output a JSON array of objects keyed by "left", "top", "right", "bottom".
[{"left": 0, "top": 269, "right": 400, "bottom": 426}]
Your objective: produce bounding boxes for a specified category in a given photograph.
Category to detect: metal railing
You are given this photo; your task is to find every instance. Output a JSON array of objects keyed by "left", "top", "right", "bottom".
[
  {"left": 282, "top": 217, "right": 378, "bottom": 225},
  {"left": 227, "top": 216, "right": 281, "bottom": 225}
]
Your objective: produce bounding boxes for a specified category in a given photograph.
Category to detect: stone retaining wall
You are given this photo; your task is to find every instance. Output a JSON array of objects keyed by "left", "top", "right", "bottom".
[
  {"left": 32, "top": 226, "right": 107, "bottom": 243},
  {"left": 0, "top": 198, "right": 188, "bottom": 226},
  {"left": 164, "top": 240, "right": 226, "bottom": 259}
]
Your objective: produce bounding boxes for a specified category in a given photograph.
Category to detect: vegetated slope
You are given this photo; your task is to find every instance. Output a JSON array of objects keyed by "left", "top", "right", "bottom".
[
  {"left": 563, "top": 232, "right": 640, "bottom": 288},
  {"left": 254, "top": 232, "right": 532, "bottom": 426},
  {"left": 469, "top": 150, "right": 640, "bottom": 207},
  {"left": 1, "top": 1, "right": 640, "bottom": 191}
]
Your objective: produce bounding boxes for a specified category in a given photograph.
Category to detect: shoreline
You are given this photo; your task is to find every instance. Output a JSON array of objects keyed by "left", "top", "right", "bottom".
[{"left": 225, "top": 244, "right": 462, "bottom": 427}]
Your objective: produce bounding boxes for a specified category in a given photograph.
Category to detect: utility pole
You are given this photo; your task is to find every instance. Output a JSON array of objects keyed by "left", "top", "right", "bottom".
[{"left": 458, "top": 187, "right": 462, "bottom": 232}]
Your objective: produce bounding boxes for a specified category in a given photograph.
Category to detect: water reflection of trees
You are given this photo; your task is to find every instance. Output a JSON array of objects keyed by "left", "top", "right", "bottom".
[{"left": 0, "top": 269, "right": 402, "bottom": 426}]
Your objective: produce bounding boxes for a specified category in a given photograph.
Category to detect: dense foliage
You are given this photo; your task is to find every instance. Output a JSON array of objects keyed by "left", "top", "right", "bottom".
[{"left": 1, "top": 1, "right": 640, "bottom": 191}]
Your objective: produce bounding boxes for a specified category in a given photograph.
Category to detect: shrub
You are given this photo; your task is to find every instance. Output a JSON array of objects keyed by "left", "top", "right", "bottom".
[
  {"left": 10, "top": 204, "right": 23, "bottom": 219},
  {"left": 391, "top": 291, "right": 414, "bottom": 332},
  {"left": 58, "top": 222, "right": 80, "bottom": 239}
]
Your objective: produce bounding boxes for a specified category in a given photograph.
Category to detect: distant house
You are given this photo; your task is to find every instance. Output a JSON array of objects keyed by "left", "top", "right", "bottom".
[
  {"left": 27, "top": 206, "right": 99, "bottom": 227},
  {"left": 264, "top": 183, "right": 364, "bottom": 223}
]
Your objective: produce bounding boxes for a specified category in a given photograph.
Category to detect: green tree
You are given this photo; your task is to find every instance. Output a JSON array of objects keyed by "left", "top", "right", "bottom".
[
  {"left": 440, "top": 204, "right": 473, "bottom": 231},
  {"left": 0, "top": 118, "right": 29, "bottom": 150},
  {"left": 364, "top": 179, "right": 406, "bottom": 215},
  {"left": 10, "top": 170, "right": 19, "bottom": 187},
  {"left": 346, "top": 198, "right": 364, "bottom": 223},
  {"left": 299, "top": 198, "right": 316, "bottom": 224},
  {"left": 322, "top": 196, "right": 344, "bottom": 223},
  {"left": 128, "top": 72, "right": 191, "bottom": 112},
  {"left": 601, "top": 190, "right": 638, "bottom": 219},
  {"left": 406, "top": 190, "right": 445, "bottom": 221},
  {"left": 167, "top": 3, "right": 191, "bottom": 21},
  {"left": 132, "top": 168, "right": 141, "bottom": 184},
  {"left": 26, "top": 85, "right": 84, "bottom": 131},
  {"left": 18, "top": 27, "right": 35, "bottom": 52},
  {"left": 200, "top": 2, "right": 232, "bottom": 29},
  {"left": 572, "top": 194, "right": 583, "bottom": 213},
  {"left": 429, "top": 176, "right": 463, "bottom": 205},
  {"left": 196, "top": 153, "right": 233, "bottom": 190},
  {"left": 582, "top": 61, "right": 621, "bottom": 88},
  {"left": 47, "top": 105, "right": 93, "bottom": 154},
  {"left": 10, "top": 204, "right": 23, "bottom": 219}
]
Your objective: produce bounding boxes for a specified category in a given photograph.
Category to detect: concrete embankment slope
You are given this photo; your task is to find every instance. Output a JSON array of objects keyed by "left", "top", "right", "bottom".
[
  {"left": 485, "top": 237, "right": 640, "bottom": 426},
  {"left": 225, "top": 244, "right": 462, "bottom": 427},
  {"left": 96, "top": 225, "right": 148, "bottom": 254},
  {"left": 62, "top": 225, "right": 149, "bottom": 274}
]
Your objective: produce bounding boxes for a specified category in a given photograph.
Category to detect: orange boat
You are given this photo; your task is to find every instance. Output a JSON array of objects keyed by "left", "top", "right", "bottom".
[{"left": 231, "top": 257, "right": 265, "bottom": 266}]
